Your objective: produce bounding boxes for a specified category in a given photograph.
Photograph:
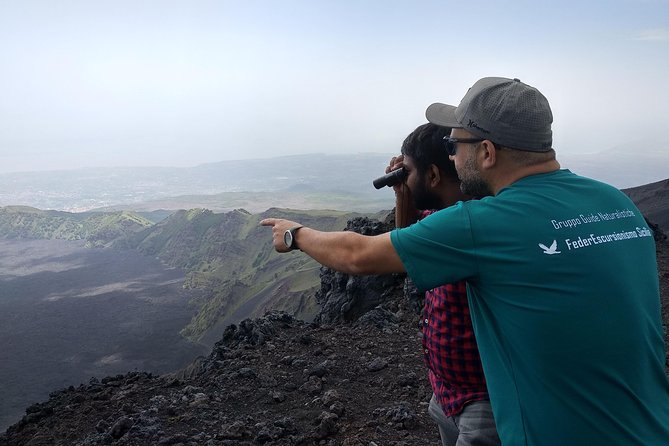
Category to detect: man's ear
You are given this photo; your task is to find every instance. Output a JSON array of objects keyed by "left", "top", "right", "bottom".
[
  {"left": 479, "top": 140, "right": 499, "bottom": 170},
  {"left": 427, "top": 164, "right": 441, "bottom": 188}
]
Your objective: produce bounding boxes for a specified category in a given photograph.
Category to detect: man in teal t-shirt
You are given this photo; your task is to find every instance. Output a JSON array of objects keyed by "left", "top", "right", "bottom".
[
  {"left": 261, "top": 77, "right": 669, "bottom": 445},
  {"left": 391, "top": 168, "right": 667, "bottom": 444}
]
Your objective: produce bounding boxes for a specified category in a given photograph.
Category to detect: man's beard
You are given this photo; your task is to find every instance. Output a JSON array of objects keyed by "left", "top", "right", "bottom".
[
  {"left": 412, "top": 174, "right": 444, "bottom": 210},
  {"left": 458, "top": 153, "right": 493, "bottom": 198}
]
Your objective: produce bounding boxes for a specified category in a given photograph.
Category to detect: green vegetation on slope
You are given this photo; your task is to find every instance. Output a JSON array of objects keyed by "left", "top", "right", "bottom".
[
  {"left": 0, "top": 206, "right": 152, "bottom": 247},
  {"left": 130, "top": 207, "right": 371, "bottom": 342}
]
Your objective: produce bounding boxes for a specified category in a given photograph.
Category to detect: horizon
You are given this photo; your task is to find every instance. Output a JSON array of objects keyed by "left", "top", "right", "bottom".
[
  {"left": 0, "top": 146, "right": 667, "bottom": 193},
  {"left": 1, "top": 1, "right": 668, "bottom": 174},
  {"left": 0, "top": 151, "right": 398, "bottom": 175},
  {"left": 0, "top": 150, "right": 667, "bottom": 216}
]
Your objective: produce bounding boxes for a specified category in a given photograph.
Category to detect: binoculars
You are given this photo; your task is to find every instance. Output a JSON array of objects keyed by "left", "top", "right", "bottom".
[{"left": 373, "top": 166, "right": 407, "bottom": 189}]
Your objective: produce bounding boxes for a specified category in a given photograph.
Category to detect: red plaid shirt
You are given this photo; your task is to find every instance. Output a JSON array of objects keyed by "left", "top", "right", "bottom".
[{"left": 419, "top": 211, "right": 489, "bottom": 416}]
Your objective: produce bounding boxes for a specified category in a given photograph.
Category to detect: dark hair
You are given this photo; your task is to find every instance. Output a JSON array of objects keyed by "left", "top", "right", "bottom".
[{"left": 400, "top": 123, "right": 457, "bottom": 180}]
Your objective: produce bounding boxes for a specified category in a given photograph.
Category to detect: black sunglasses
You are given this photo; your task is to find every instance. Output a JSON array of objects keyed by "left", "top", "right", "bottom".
[{"left": 443, "top": 137, "right": 484, "bottom": 156}]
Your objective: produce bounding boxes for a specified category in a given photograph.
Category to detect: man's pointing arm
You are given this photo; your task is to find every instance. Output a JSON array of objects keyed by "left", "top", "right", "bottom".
[{"left": 259, "top": 218, "right": 405, "bottom": 275}]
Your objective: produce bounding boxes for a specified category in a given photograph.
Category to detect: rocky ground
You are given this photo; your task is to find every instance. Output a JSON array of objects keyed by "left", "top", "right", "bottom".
[
  {"left": 2, "top": 221, "right": 668, "bottom": 446},
  {"left": 2, "top": 292, "right": 439, "bottom": 446}
]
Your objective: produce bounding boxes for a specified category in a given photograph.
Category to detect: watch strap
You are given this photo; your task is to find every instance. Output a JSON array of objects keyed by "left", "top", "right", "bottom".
[{"left": 286, "top": 225, "right": 303, "bottom": 250}]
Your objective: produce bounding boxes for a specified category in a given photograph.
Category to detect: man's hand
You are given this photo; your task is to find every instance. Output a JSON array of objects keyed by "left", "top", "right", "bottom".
[
  {"left": 387, "top": 154, "right": 416, "bottom": 228},
  {"left": 386, "top": 155, "right": 406, "bottom": 195},
  {"left": 259, "top": 218, "right": 301, "bottom": 253},
  {"left": 386, "top": 154, "right": 404, "bottom": 173}
]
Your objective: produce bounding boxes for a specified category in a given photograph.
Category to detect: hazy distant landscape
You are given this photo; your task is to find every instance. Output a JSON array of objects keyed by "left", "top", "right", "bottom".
[
  {"left": 0, "top": 154, "right": 397, "bottom": 213},
  {"left": 0, "top": 150, "right": 667, "bottom": 214}
]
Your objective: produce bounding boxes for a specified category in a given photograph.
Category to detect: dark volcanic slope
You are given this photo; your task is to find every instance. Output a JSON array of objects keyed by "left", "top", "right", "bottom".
[
  {"left": 624, "top": 178, "right": 669, "bottom": 234},
  {"left": 0, "top": 239, "right": 208, "bottom": 433}
]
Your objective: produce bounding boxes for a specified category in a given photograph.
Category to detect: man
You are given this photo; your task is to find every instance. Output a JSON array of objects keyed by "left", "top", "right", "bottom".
[
  {"left": 389, "top": 123, "right": 500, "bottom": 446},
  {"left": 261, "top": 77, "right": 669, "bottom": 445}
]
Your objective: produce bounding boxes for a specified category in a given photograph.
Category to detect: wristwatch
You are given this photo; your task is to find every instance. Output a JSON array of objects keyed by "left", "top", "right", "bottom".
[{"left": 283, "top": 225, "right": 303, "bottom": 251}]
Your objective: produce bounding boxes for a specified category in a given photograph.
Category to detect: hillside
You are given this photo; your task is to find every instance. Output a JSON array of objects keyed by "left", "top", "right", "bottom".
[
  {"left": 0, "top": 206, "right": 387, "bottom": 432},
  {"left": 128, "top": 208, "right": 393, "bottom": 344},
  {"left": 623, "top": 178, "right": 669, "bottom": 235},
  {"left": 0, "top": 217, "right": 443, "bottom": 445},
  {"left": 0, "top": 205, "right": 388, "bottom": 345},
  {"left": 0, "top": 207, "right": 153, "bottom": 248}
]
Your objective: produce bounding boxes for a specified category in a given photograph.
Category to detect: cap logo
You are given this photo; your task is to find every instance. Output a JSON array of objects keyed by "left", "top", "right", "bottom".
[{"left": 467, "top": 119, "right": 490, "bottom": 134}]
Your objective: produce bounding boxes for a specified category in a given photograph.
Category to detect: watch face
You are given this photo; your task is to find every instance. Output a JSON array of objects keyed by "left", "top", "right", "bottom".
[{"left": 283, "top": 229, "right": 293, "bottom": 248}]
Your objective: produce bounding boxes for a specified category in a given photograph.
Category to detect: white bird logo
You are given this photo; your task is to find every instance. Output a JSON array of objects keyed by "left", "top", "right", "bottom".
[{"left": 539, "top": 240, "right": 561, "bottom": 255}]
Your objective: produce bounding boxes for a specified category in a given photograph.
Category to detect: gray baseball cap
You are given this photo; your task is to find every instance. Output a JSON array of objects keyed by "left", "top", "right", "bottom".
[{"left": 426, "top": 77, "right": 553, "bottom": 152}]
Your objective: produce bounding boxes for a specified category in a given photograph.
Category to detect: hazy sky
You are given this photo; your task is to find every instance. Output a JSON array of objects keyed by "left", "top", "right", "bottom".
[{"left": 1, "top": 0, "right": 668, "bottom": 173}]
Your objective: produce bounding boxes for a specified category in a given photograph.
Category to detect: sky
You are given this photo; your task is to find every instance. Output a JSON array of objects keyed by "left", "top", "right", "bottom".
[{"left": 0, "top": 0, "right": 668, "bottom": 173}]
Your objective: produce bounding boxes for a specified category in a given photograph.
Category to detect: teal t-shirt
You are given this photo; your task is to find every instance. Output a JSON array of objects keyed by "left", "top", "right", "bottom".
[{"left": 391, "top": 169, "right": 669, "bottom": 445}]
